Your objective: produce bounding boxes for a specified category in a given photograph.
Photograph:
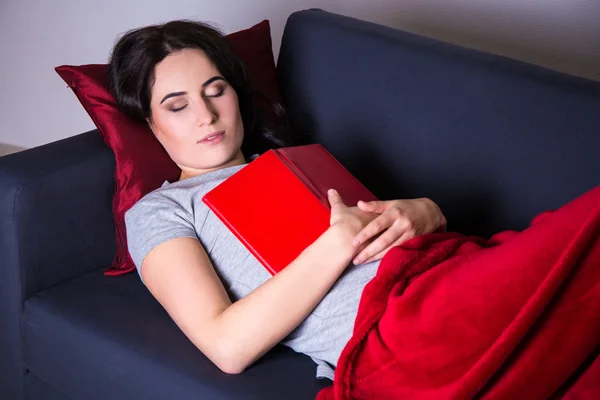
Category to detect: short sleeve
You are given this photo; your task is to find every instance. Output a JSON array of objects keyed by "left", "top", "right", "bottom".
[{"left": 125, "top": 195, "right": 197, "bottom": 283}]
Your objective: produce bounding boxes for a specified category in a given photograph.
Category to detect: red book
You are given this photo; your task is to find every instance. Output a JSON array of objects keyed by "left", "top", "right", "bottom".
[{"left": 202, "top": 144, "right": 378, "bottom": 275}]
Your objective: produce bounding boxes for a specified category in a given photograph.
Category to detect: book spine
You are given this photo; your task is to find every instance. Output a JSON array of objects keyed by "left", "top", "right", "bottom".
[
  {"left": 273, "top": 151, "right": 330, "bottom": 211},
  {"left": 320, "top": 146, "right": 378, "bottom": 200}
]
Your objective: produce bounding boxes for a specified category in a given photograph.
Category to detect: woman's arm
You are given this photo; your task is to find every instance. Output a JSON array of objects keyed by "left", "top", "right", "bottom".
[{"left": 141, "top": 190, "right": 369, "bottom": 374}]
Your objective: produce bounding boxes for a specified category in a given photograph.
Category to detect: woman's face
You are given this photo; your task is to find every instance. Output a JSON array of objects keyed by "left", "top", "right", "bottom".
[{"left": 148, "top": 48, "right": 245, "bottom": 178}]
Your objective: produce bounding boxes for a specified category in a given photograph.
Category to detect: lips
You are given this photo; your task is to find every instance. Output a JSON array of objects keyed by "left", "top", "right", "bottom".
[{"left": 198, "top": 131, "right": 224, "bottom": 143}]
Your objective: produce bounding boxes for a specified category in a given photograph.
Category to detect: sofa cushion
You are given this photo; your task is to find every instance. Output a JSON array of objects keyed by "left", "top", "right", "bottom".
[
  {"left": 25, "top": 373, "right": 72, "bottom": 400},
  {"left": 55, "top": 19, "right": 283, "bottom": 277},
  {"left": 278, "top": 10, "right": 600, "bottom": 238},
  {"left": 22, "top": 270, "right": 326, "bottom": 400}
]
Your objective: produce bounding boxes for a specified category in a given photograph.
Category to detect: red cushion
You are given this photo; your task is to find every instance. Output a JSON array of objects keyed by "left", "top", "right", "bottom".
[{"left": 55, "top": 20, "right": 282, "bottom": 276}]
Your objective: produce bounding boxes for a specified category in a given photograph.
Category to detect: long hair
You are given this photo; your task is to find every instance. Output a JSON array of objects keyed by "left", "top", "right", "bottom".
[{"left": 107, "top": 19, "right": 293, "bottom": 157}]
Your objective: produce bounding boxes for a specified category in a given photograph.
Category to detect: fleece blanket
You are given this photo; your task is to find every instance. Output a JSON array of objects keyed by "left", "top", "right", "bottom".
[{"left": 318, "top": 185, "right": 600, "bottom": 400}]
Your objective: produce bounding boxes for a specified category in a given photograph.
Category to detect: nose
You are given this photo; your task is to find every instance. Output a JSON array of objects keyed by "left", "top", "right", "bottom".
[{"left": 196, "top": 98, "right": 217, "bottom": 126}]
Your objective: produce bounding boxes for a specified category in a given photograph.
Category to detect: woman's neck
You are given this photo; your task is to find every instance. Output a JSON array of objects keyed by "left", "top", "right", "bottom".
[{"left": 178, "top": 151, "right": 247, "bottom": 181}]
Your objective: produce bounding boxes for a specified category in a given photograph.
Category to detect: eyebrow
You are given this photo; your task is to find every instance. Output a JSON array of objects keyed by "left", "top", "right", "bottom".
[{"left": 159, "top": 76, "right": 225, "bottom": 104}]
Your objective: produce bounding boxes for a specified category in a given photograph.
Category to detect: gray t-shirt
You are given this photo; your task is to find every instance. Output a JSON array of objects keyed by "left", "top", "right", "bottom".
[{"left": 124, "top": 163, "right": 380, "bottom": 380}]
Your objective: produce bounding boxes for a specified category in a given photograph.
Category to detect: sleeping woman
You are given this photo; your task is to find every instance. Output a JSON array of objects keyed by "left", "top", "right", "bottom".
[{"left": 109, "top": 19, "right": 446, "bottom": 379}]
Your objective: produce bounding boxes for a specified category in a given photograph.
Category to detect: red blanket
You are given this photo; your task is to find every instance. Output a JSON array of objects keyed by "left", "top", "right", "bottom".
[{"left": 318, "top": 185, "right": 600, "bottom": 400}]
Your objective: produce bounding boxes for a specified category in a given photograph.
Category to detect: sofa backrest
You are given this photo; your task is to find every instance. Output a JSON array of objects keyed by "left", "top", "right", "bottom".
[{"left": 277, "top": 9, "right": 600, "bottom": 237}]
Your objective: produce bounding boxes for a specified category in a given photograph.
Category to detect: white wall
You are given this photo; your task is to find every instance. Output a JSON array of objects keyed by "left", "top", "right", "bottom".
[{"left": 1, "top": 0, "right": 599, "bottom": 149}]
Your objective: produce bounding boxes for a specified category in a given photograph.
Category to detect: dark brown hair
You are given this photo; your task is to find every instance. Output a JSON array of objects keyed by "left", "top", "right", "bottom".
[{"left": 107, "top": 19, "right": 292, "bottom": 156}]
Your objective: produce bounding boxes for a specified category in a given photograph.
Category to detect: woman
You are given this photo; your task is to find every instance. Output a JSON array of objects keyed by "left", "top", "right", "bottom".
[{"left": 109, "top": 19, "right": 447, "bottom": 379}]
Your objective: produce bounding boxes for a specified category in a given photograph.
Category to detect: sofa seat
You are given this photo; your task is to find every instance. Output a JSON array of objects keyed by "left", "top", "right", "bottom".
[{"left": 22, "top": 270, "right": 326, "bottom": 400}]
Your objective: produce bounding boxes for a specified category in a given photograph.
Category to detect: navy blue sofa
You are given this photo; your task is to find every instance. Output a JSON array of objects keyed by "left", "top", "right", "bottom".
[{"left": 1, "top": 9, "right": 599, "bottom": 400}]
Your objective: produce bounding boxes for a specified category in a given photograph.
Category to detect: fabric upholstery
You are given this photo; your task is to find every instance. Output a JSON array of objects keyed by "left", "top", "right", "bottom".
[
  {"left": 278, "top": 9, "right": 600, "bottom": 238},
  {"left": 0, "top": 130, "right": 115, "bottom": 400},
  {"left": 26, "top": 373, "right": 73, "bottom": 400},
  {"left": 22, "top": 270, "right": 327, "bottom": 400}
]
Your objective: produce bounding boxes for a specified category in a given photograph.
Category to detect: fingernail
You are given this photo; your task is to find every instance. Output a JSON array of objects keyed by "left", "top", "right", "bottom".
[
  {"left": 352, "top": 238, "right": 361, "bottom": 246},
  {"left": 353, "top": 256, "right": 363, "bottom": 264}
]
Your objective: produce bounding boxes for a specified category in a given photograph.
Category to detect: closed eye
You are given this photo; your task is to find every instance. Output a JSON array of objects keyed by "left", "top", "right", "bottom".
[
  {"left": 206, "top": 88, "right": 225, "bottom": 98},
  {"left": 170, "top": 105, "right": 188, "bottom": 113}
]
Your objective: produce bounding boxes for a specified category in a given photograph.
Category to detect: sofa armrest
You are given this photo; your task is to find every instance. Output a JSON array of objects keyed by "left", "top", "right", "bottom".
[
  {"left": 0, "top": 129, "right": 116, "bottom": 399},
  {"left": 0, "top": 129, "right": 116, "bottom": 299}
]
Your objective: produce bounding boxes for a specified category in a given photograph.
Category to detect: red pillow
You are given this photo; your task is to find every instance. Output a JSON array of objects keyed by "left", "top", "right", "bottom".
[{"left": 56, "top": 20, "right": 283, "bottom": 276}]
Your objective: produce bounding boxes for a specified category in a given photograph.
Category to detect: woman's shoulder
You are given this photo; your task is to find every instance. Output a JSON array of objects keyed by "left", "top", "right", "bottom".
[
  {"left": 127, "top": 183, "right": 183, "bottom": 217},
  {"left": 126, "top": 163, "right": 248, "bottom": 223}
]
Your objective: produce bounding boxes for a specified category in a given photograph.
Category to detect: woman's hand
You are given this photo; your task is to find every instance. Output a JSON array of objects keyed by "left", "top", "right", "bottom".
[
  {"left": 327, "top": 189, "right": 378, "bottom": 252},
  {"left": 351, "top": 198, "right": 447, "bottom": 265}
]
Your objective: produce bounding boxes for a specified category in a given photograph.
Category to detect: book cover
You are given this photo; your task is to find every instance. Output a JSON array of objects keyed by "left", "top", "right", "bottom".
[{"left": 202, "top": 144, "right": 378, "bottom": 275}]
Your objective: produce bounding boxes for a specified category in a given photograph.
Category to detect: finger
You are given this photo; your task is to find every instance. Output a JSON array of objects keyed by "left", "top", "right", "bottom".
[
  {"left": 327, "top": 189, "right": 346, "bottom": 208},
  {"left": 359, "top": 232, "right": 414, "bottom": 264},
  {"left": 359, "top": 248, "right": 388, "bottom": 264},
  {"left": 353, "top": 227, "right": 409, "bottom": 265},
  {"left": 352, "top": 213, "right": 394, "bottom": 246},
  {"left": 357, "top": 200, "right": 389, "bottom": 213},
  {"left": 353, "top": 228, "right": 399, "bottom": 264},
  {"left": 356, "top": 236, "right": 410, "bottom": 265}
]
